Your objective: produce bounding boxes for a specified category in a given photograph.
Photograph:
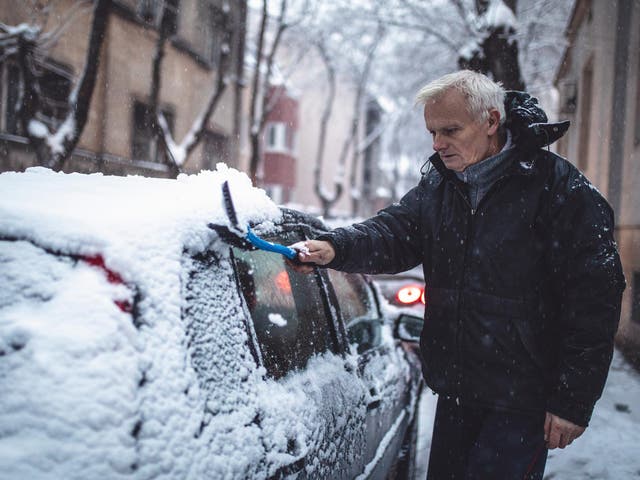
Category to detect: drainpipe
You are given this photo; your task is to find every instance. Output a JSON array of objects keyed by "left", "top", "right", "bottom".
[{"left": 607, "top": 0, "right": 632, "bottom": 220}]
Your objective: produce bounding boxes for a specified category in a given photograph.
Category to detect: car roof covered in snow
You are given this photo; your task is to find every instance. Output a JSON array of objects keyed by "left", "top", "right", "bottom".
[{"left": 0, "top": 164, "right": 283, "bottom": 270}]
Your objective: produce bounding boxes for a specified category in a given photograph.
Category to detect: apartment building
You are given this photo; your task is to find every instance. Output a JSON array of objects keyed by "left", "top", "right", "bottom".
[
  {"left": 554, "top": 0, "right": 640, "bottom": 356},
  {"left": 0, "top": 0, "right": 247, "bottom": 176}
]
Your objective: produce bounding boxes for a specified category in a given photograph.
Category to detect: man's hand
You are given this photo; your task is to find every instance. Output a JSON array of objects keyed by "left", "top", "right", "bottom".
[
  {"left": 287, "top": 240, "right": 335, "bottom": 274},
  {"left": 544, "top": 412, "right": 585, "bottom": 449}
]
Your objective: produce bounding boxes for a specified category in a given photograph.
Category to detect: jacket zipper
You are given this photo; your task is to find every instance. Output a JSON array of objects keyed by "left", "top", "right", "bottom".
[
  {"left": 471, "top": 174, "right": 512, "bottom": 217},
  {"left": 449, "top": 172, "right": 515, "bottom": 402},
  {"left": 451, "top": 182, "right": 474, "bottom": 401}
]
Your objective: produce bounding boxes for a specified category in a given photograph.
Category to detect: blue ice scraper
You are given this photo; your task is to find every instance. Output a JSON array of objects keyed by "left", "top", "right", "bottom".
[{"left": 210, "top": 181, "right": 299, "bottom": 261}]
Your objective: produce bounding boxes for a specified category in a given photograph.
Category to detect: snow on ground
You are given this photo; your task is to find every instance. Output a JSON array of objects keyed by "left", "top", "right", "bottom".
[
  {"left": 544, "top": 349, "right": 640, "bottom": 479},
  {"left": 414, "top": 349, "right": 640, "bottom": 479}
]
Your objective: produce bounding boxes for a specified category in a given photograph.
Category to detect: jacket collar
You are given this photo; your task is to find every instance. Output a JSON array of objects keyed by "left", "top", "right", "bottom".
[{"left": 428, "top": 146, "right": 537, "bottom": 186}]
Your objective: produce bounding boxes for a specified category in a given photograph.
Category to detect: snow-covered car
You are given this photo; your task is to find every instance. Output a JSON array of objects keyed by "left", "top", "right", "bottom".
[{"left": 0, "top": 166, "right": 423, "bottom": 480}]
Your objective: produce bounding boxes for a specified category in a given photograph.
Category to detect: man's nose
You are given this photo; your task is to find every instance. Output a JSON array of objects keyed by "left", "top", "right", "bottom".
[{"left": 433, "top": 133, "right": 447, "bottom": 151}]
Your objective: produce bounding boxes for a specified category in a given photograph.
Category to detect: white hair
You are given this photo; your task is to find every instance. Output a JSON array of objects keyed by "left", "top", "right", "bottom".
[{"left": 415, "top": 70, "right": 506, "bottom": 125}]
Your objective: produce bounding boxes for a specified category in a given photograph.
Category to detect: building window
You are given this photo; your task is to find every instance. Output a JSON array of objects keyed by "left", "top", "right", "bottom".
[
  {"left": 265, "top": 122, "right": 291, "bottom": 152},
  {"left": 137, "top": 0, "right": 161, "bottom": 22},
  {"left": 559, "top": 80, "right": 577, "bottom": 115},
  {"left": 286, "top": 126, "right": 296, "bottom": 152},
  {"left": 198, "top": 2, "right": 226, "bottom": 65},
  {"left": 633, "top": 272, "right": 640, "bottom": 324},
  {"left": 577, "top": 58, "right": 593, "bottom": 172},
  {"left": 162, "top": 0, "right": 180, "bottom": 35},
  {"left": 131, "top": 101, "right": 174, "bottom": 163},
  {"left": 0, "top": 59, "right": 72, "bottom": 135},
  {"left": 202, "top": 130, "right": 229, "bottom": 169},
  {"left": 0, "top": 62, "right": 22, "bottom": 135},
  {"left": 37, "top": 63, "right": 72, "bottom": 130},
  {"left": 264, "top": 184, "right": 284, "bottom": 204}
]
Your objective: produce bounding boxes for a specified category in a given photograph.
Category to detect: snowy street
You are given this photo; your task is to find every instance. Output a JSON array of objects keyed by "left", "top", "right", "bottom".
[{"left": 415, "top": 349, "right": 640, "bottom": 479}]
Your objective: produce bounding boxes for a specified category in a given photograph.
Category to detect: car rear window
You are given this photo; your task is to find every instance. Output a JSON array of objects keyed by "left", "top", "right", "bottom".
[
  {"left": 232, "top": 232, "right": 333, "bottom": 379},
  {"left": 0, "top": 240, "right": 74, "bottom": 310}
]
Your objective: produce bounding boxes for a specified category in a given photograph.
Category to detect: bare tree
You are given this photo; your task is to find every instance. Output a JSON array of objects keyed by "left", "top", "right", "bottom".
[
  {"left": 0, "top": 0, "right": 111, "bottom": 170},
  {"left": 312, "top": 37, "right": 341, "bottom": 218},
  {"left": 300, "top": 2, "right": 385, "bottom": 217},
  {"left": 353, "top": 0, "right": 525, "bottom": 89},
  {"left": 148, "top": 1, "right": 235, "bottom": 178},
  {"left": 345, "top": 23, "right": 384, "bottom": 216},
  {"left": 247, "top": 0, "right": 290, "bottom": 185}
]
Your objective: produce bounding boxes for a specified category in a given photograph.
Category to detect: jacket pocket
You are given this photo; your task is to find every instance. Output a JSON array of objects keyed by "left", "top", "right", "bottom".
[
  {"left": 512, "top": 297, "right": 554, "bottom": 371},
  {"left": 462, "top": 290, "right": 542, "bottom": 373}
]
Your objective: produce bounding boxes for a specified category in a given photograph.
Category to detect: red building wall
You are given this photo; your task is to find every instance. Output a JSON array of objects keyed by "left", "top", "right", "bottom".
[{"left": 263, "top": 85, "right": 299, "bottom": 196}]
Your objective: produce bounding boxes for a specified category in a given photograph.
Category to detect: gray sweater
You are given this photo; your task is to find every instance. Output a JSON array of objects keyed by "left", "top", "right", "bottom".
[{"left": 455, "top": 130, "right": 514, "bottom": 211}]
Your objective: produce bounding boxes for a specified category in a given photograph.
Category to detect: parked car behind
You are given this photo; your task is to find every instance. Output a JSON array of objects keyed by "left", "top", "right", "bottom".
[
  {"left": 0, "top": 166, "right": 423, "bottom": 480},
  {"left": 369, "top": 267, "right": 426, "bottom": 317}
]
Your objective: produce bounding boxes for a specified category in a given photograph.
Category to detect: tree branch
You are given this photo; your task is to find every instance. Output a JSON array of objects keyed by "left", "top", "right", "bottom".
[
  {"left": 312, "top": 38, "right": 342, "bottom": 217},
  {"left": 248, "top": 0, "right": 269, "bottom": 184}
]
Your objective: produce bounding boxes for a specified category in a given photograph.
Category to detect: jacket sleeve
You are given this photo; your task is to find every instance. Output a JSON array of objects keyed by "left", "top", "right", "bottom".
[
  {"left": 545, "top": 169, "right": 626, "bottom": 427},
  {"left": 315, "top": 183, "right": 426, "bottom": 274}
]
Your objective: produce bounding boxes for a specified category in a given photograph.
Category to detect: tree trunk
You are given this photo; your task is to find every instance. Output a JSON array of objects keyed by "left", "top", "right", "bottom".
[
  {"left": 150, "top": 1, "right": 234, "bottom": 177},
  {"left": 16, "top": 0, "right": 111, "bottom": 171},
  {"left": 313, "top": 39, "right": 343, "bottom": 219},
  {"left": 460, "top": 0, "right": 525, "bottom": 91},
  {"left": 248, "top": 0, "right": 269, "bottom": 185}
]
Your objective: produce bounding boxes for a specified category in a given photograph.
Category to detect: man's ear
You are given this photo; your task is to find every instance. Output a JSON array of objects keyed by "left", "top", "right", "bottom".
[{"left": 487, "top": 109, "right": 501, "bottom": 135}]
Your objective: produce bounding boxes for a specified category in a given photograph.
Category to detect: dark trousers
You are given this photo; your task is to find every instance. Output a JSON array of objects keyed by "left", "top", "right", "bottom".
[{"left": 427, "top": 396, "right": 548, "bottom": 480}]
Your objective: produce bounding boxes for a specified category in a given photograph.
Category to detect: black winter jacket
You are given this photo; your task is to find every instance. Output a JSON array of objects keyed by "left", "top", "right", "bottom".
[{"left": 319, "top": 93, "right": 625, "bottom": 426}]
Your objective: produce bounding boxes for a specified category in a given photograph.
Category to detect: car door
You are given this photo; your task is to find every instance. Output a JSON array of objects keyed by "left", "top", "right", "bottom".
[
  {"left": 229, "top": 226, "right": 370, "bottom": 479},
  {"left": 324, "top": 268, "right": 417, "bottom": 479}
]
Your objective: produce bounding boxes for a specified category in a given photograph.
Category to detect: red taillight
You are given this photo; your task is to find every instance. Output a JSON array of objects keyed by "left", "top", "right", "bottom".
[
  {"left": 420, "top": 290, "right": 426, "bottom": 305},
  {"left": 79, "top": 254, "right": 132, "bottom": 313},
  {"left": 81, "top": 254, "right": 125, "bottom": 284},
  {"left": 397, "top": 285, "right": 423, "bottom": 305}
]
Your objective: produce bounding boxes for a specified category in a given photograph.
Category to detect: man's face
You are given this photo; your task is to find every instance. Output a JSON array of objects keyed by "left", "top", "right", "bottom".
[{"left": 423, "top": 89, "right": 500, "bottom": 172}]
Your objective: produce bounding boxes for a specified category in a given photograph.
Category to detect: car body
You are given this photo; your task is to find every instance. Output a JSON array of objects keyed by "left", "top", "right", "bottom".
[{"left": 0, "top": 167, "right": 423, "bottom": 479}]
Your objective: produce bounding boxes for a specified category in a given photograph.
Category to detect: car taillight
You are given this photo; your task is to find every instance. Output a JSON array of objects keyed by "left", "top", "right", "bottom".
[
  {"left": 80, "top": 254, "right": 132, "bottom": 313},
  {"left": 397, "top": 285, "right": 424, "bottom": 305}
]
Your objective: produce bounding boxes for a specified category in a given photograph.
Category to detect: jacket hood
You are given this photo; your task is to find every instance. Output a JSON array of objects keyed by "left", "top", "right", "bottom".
[{"left": 504, "top": 90, "right": 570, "bottom": 150}]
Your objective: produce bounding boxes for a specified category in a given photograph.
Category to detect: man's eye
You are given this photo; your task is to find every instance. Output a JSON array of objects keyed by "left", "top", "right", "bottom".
[{"left": 443, "top": 128, "right": 457, "bottom": 135}]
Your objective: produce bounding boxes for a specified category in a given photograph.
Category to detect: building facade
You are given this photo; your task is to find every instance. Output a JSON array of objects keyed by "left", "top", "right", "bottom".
[
  {"left": 261, "top": 85, "right": 298, "bottom": 205},
  {"left": 267, "top": 41, "right": 389, "bottom": 218},
  {"left": 554, "top": 0, "right": 640, "bottom": 357},
  {"left": 0, "top": 0, "right": 247, "bottom": 177}
]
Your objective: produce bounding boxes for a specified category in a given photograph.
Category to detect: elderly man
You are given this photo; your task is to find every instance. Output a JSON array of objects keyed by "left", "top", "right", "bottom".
[{"left": 295, "top": 70, "right": 625, "bottom": 479}]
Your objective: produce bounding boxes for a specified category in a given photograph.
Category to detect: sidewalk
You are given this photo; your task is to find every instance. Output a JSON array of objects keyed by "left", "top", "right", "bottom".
[{"left": 414, "top": 349, "right": 640, "bottom": 479}]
